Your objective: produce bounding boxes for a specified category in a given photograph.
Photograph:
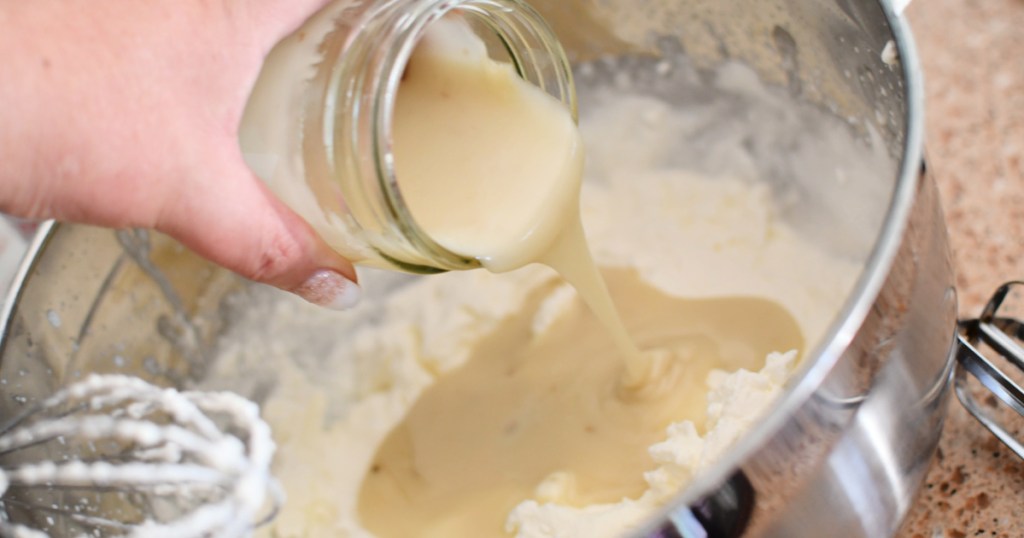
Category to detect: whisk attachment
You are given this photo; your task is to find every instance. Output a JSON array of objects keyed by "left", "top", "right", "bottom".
[
  {"left": 0, "top": 374, "right": 281, "bottom": 537},
  {"left": 957, "top": 281, "right": 1024, "bottom": 460}
]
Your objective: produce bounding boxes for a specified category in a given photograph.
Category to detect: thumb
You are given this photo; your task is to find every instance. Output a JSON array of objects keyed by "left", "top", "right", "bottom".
[{"left": 155, "top": 159, "right": 361, "bottom": 310}]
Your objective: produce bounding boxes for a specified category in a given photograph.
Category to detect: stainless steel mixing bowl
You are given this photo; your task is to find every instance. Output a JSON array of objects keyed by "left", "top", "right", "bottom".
[{"left": 0, "top": 0, "right": 962, "bottom": 536}]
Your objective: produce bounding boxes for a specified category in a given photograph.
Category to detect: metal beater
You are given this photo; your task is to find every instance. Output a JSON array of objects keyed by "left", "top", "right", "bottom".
[
  {"left": 957, "top": 281, "right": 1024, "bottom": 460},
  {"left": 0, "top": 374, "right": 280, "bottom": 537}
]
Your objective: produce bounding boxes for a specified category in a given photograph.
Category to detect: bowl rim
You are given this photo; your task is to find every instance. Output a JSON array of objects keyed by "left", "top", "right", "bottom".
[{"left": 643, "top": 0, "right": 930, "bottom": 525}]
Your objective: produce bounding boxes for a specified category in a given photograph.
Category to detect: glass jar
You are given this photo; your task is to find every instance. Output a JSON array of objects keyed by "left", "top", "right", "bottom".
[{"left": 239, "top": 0, "right": 576, "bottom": 274}]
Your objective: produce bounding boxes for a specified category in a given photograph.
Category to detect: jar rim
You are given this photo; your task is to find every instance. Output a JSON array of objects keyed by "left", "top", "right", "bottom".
[{"left": 325, "top": 0, "right": 577, "bottom": 272}]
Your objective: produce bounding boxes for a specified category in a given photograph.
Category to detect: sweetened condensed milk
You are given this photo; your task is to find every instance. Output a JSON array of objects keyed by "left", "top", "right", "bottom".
[{"left": 356, "top": 18, "right": 803, "bottom": 537}]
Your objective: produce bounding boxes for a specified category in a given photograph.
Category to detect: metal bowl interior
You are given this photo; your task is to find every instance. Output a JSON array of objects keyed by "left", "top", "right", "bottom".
[{"left": 0, "top": 0, "right": 951, "bottom": 536}]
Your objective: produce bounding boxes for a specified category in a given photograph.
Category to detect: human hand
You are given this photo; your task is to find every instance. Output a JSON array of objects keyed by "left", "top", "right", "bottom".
[{"left": 0, "top": 0, "right": 360, "bottom": 309}]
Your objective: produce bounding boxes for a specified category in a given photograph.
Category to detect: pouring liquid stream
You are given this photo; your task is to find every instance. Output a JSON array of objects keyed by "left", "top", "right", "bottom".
[
  {"left": 539, "top": 211, "right": 649, "bottom": 383},
  {"left": 393, "top": 17, "right": 649, "bottom": 383},
  {"left": 238, "top": 11, "right": 643, "bottom": 373}
]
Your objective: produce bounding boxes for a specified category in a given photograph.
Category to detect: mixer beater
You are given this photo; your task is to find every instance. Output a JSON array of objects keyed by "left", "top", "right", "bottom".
[{"left": 0, "top": 374, "right": 280, "bottom": 537}]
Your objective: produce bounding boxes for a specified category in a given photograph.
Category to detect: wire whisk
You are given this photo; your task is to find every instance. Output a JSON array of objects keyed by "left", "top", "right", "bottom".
[{"left": 0, "top": 374, "right": 280, "bottom": 537}]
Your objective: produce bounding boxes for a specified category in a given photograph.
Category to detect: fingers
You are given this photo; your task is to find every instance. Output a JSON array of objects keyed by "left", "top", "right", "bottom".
[{"left": 155, "top": 157, "right": 361, "bottom": 310}]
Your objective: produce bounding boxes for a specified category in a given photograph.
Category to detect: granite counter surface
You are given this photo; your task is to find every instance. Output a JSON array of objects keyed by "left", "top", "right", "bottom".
[{"left": 898, "top": 0, "right": 1024, "bottom": 536}]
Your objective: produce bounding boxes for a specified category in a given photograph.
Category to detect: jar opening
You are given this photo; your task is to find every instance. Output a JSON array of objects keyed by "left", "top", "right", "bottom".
[{"left": 346, "top": 0, "right": 577, "bottom": 272}]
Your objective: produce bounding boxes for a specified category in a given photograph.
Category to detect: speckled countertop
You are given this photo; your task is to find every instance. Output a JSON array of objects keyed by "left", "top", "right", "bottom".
[{"left": 898, "top": 0, "right": 1024, "bottom": 536}]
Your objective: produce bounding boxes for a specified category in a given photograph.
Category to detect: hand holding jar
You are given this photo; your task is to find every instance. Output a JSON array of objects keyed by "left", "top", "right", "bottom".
[{"left": 0, "top": 0, "right": 361, "bottom": 309}]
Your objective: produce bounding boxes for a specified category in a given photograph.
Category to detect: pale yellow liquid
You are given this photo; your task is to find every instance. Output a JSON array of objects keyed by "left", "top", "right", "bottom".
[
  {"left": 358, "top": 270, "right": 802, "bottom": 537},
  {"left": 391, "top": 17, "right": 644, "bottom": 378},
  {"left": 358, "top": 18, "right": 800, "bottom": 537}
]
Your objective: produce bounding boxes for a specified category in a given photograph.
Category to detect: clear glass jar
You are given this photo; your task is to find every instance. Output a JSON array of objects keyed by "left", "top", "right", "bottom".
[{"left": 239, "top": 0, "right": 576, "bottom": 274}]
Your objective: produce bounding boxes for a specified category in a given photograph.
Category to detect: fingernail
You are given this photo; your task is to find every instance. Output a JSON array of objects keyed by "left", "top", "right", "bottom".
[{"left": 293, "top": 270, "right": 361, "bottom": 310}]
